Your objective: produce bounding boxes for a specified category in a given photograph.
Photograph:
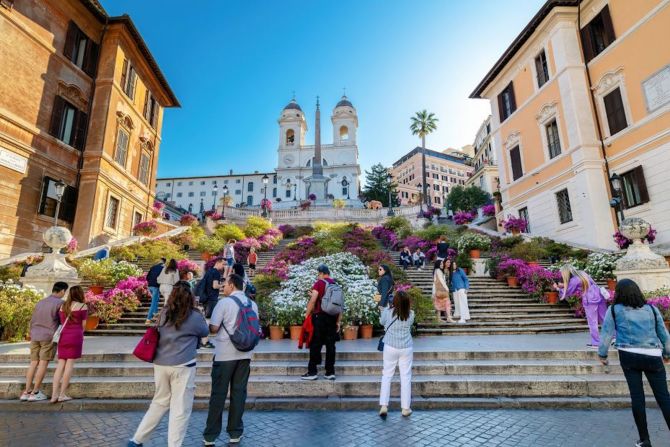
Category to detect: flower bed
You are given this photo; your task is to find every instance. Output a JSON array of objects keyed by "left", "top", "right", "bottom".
[
  {"left": 584, "top": 253, "right": 622, "bottom": 281},
  {"left": 133, "top": 220, "right": 159, "bottom": 236},
  {"left": 78, "top": 259, "right": 143, "bottom": 287},
  {"left": 180, "top": 214, "right": 198, "bottom": 226},
  {"left": 502, "top": 215, "right": 528, "bottom": 233},
  {"left": 0, "top": 281, "right": 45, "bottom": 341}
]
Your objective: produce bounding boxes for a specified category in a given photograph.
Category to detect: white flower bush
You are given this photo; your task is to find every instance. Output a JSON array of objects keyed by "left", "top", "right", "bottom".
[
  {"left": 584, "top": 252, "right": 623, "bottom": 280},
  {"left": 270, "top": 252, "right": 379, "bottom": 326}
]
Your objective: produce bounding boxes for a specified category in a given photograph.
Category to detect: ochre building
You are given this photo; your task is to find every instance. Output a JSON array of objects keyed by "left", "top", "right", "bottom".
[
  {"left": 471, "top": 0, "right": 670, "bottom": 249},
  {"left": 0, "top": 0, "right": 179, "bottom": 257}
]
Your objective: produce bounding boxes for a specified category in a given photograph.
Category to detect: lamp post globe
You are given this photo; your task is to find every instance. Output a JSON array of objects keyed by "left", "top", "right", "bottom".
[
  {"left": 609, "top": 173, "right": 625, "bottom": 223},
  {"left": 222, "top": 185, "right": 229, "bottom": 219},
  {"left": 386, "top": 173, "right": 395, "bottom": 216},
  {"left": 417, "top": 183, "right": 423, "bottom": 213},
  {"left": 261, "top": 175, "right": 269, "bottom": 217}
]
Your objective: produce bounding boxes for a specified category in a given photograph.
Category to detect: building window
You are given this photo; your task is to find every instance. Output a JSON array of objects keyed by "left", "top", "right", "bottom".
[
  {"left": 555, "top": 189, "right": 573, "bottom": 224},
  {"left": 620, "top": 166, "right": 650, "bottom": 209},
  {"left": 434, "top": 196, "right": 441, "bottom": 205},
  {"left": 273, "top": 175, "right": 277, "bottom": 184},
  {"left": 143, "top": 91, "right": 159, "bottom": 128},
  {"left": 246, "top": 195, "right": 253, "bottom": 206},
  {"left": 519, "top": 207, "right": 530, "bottom": 233},
  {"left": 38, "top": 177, "right": 77, "bottom": 223},
  {"left": 188, "top": 192, "right": 194, "bottom": 197},
  {"left": 176, "top": 192, "right": 182, "bottom": 198},
  {"left": 49, "top": 96, "right": 88, "bottom": 150},
  {"left": 138, "top": 152, "right": 150, "bottom": 186},
  {"left": 105, "top": 196, "right": 120, "bottom": 229},
  {"left": 272, "top": 187, "right": 277, "bottom": 197},
  {"left": 63, "top": 22, "right": 98, "bottom": 76},
  {"left": 286, "top": 129, "right": 295, "bottom": 145},
  {"left": 534, "top": 50, "right": 549, "bottom": 88},
  {"left": 236, "top": 179, "right": 241, "bottom": 184},
  {"left": 497, "top": 82, "right": 517, "bottom": 122},
  {"left": 133, "top": 211, "right": 143, "bottom": 230},
  {"left": 177, "top": 182, "right": 182, "bottom": 186},
  {"left": 199, "top": 191, "right": 206, "bottom": 197},
  {"left": 188, "top": 181, "right": 193, "bottom": 186},
  {"left": 212, "top": 191, "right": 217, "bottom": 196},
  {"left": 433, "top": 184, "right": 440, "bottom": 191},
  {"left": 604, "top": 88, "right": 628, "bottom": 136},
  {"left": 286, "top": 189, "right": 291, "bottom": 198},
  {"left": 545, "top": 120, "right": 561, "bottom": 159},
  {"left": 224, "top": 180, "right": 229, "bottom": 184},
  {"left": 165, "top": 193, "right": 171, "bottom": 199},
  {"left": 432, "top": 174, "right": 439, "bottom": 179},
  {"left": 342, "top": 187, "right": 347, "bottom": 196},
  {"left": 200, "top": 181, "right": 205, "bottom": 185},
  {"left": 340, "top": 126, "right": 349, "bottom": 141},
  {"left": 166, "top": 182, "right": 171, "bottom": 187},
  {"left": 120, "top": 58, "right": 137, "bottom": 100},
  {"left": 580, "top": 5, "right": 616, "bottom": 62},
  {"left": 235, "top": 189, "right": 241, "bottom": 195},
  {"left": 248, "top": 182, "right": 254, "bottom": 192},
  {"left": 509, "top": 146, "right": 523, "bottom": 181},
  {"left": 114, "top": 128, "right": 130, "bottom": 166}
]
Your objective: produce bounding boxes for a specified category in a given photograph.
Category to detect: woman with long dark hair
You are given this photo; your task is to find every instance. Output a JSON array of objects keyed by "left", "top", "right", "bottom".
[
  {"left": 432, "top": 259, "right": 454, "bottom": 323},
  {"left": 378, "top": 290, "right": 415, "bottom": 418},
  {"left": 50, "top": 286, "right": 87, "bottom": 403},
  {"left": 157, "top": 259, "right": 180, "bottom": 300},
  {"left": 128, "top": 283, "right": 209, "bottom": 447},
  {"left": 376, "top": 264, "right": 395, "bottom": 308},
  {"left": 598, "top": 279, "right": 670, "bottom": 447}
]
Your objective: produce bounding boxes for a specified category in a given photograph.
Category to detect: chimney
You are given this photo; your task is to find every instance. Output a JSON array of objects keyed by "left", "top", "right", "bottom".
[{"left": 229, "top": 169, "right": 233, "bottom": 175}]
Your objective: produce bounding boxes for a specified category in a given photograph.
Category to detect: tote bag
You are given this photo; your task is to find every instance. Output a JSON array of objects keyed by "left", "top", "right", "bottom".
[{"left": 133, "top": 326, "right": 160, "bottom": 363}]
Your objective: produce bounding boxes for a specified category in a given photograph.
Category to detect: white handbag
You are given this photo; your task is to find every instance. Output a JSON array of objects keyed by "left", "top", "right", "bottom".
[{"left": 52, "top": 314, "right": 70, "bottom": 344}]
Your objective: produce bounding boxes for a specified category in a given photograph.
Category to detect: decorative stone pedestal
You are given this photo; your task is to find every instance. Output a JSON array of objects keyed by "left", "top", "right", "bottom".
[
  {"left": 22, "top": 226, "right": 81, "bottom": 294},
  {"left": 471, "top": 258, "right": 489, "bottom": 277},
  {"left": 614, "top": 218, "right": 670, "bottom": 292}
]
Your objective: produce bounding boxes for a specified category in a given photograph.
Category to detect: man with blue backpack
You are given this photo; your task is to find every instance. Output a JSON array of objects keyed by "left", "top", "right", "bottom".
[
  {"left": 203, "top": 273, "right": 260, "bottom": 445},
  {"left": 301, "top": 264, "right": 344, "bottom": 381}
]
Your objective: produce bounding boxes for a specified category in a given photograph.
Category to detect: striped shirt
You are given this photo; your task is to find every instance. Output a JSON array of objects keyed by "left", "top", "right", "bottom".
[{"left": 380, "top": 307, "right": 414, "bottom": 349}]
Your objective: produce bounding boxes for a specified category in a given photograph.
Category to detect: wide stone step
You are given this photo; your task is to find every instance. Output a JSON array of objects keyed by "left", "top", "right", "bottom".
[
  {"left": 418, "top": 325, "right": 589, "bottom": 335},
  {"left": 0, "top": 374, "right": 655, "bottom": 400},
  {"left": 421, "top": 319, "right": 586, "bottom": 328}
]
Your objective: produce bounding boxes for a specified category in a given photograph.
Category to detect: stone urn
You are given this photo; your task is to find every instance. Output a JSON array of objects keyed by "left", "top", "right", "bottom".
[{"left": 22, "top": 226, "right": 81, "bottom": 294}]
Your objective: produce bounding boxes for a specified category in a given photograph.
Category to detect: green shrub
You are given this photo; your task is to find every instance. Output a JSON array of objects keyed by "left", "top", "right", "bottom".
[
  {"left": 169, "top": 226, "right": 205, "bottom": 248},
  {"left": 407, "top": 287, "right": 434, "bottom": 324},
  {"left": 196, "top": 237, "right": 225, "bottom": 255},
  {"left": 294, "top": 226, "right": 314, "bottom": 237},
  {"left": 509, "top": 240, "right": 548, "bottom": 262},
  {"left": 456, "top": 232, "right": 492, "bottom": 251},
  {"left": 414, "top": 224, "right": 458, "bottom": 242},
  {"left": 214, "top": 223, "right": 245, "bottom": 241},
  {"left": 384, "top": 216, "right": 412, "bottom": 238},
  {"left": 0, "top": 281, "right": 45, "bottom": 341},
  {"left": 455, "top": 251, "right": 473, "bottom": 271},
  {"left": 496, "top": 235, "right": 524, "bottom": 250},
  {"left": 244, "top": 216, "right": 272, "bottom": 238},
  {"left": 315, "top": 233, "right": 344, "bottom": 254},
  {"left": 0, "top": 264, "right": 23, "bottom": 282},
  {"left": 110, "top": 239, "right": 184, "bottom": 264}
]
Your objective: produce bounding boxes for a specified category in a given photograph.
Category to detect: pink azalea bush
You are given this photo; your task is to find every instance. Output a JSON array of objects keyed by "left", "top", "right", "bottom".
[
  {"left": 454, "top": 211, "right": 475, "bottom": 225},
  {"left": 647, "top": 295, "right": 670, "bottom": 320},
  {"left": 613, "top": 226, "right": 657, "bottom": 249},
  {"left": 261, "top": 198, "right": 273, "bottom": 211},
  {"left": 180, "top": 214, "right": 198, "bottom": 226},
  {"left": 66, "top": 237, "right": 78, "bottom": 254},
  {"left": 517, "top": 265, "right": 560, "bottom": 298},
  {"left": 151, "top": 200, "right": 165, "bottom": 218},
  {"left": 133, "top": 220, "right": 159, "bottom": 236},
  {"left": 177, "top": 259, "right": 201, "bottom": 276},
  {"left": 204, "top": 210, "right": 223, "bottom": 221},
  {"left": 482, "top": 204, "right": 496, "bottom": 217},
  {"left": 498, "top": 258, "right": 527, "bottom": 277},
  {"left": 502, "top": 215, "right": 528, "bottom": 233}
]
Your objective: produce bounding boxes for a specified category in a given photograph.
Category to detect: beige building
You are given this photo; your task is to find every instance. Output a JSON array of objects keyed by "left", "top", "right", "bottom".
[
  {"left": 391, "top": 147, "right": 474, "bottom": 207},
  {"left": 0, "top": 0, "right": 179, "bottom": 257},
  {"left": 471, "top": 0, "right": 670, "bottom": 248},
  {"left": 465, "top": 115, "right": 499, "bottom": 196}
]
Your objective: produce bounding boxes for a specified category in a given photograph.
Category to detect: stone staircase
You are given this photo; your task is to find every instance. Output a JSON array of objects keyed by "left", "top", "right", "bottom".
[
  {"left": 386, "top": 251, "right": 588, "bottom": 335},
  {"left": 89, "top": 240, "right": 290, "bottom": 336},
  {"left": 1, "top": 347, "right": 667, "bottom": 410}
]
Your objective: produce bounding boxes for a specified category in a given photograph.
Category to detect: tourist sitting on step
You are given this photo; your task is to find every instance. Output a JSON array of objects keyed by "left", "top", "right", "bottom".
[
  {"left": 597, "top": 279, "right": 670, "bottom": 447},
  {"left": 399, "top": 247, "right": 412, "bottom": 270},
  {"left": 432, "top": 259, "right": 454, "bottom": 323},
  {"left": 412, "top": 248, "right": 426, "bottom": 270},
  {"left": 556, "top": 265, "right": 606, "bottom": 348}
]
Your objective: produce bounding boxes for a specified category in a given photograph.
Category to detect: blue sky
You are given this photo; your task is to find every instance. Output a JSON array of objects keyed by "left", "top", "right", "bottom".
[{"left": 101, "top": 0, "right": 545, "bottom": 179}]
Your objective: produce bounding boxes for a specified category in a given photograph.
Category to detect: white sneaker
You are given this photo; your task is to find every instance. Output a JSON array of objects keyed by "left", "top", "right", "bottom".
[
  {"left": 458, "top": 320, "right": 466, "bottom": 324},
  {"left": 229, "top": 435, "right": 243, "bottom": 444},
  {"left": 27, "top": 391, "right": 47, "bottom": 402},
  {"left": 401, "top": 408, "right": 412, "bottom": 417}
]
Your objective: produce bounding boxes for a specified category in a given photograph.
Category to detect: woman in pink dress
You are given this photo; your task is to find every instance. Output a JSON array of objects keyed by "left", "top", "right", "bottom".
[{"left": 51, "top": 285, "right": 87, "bottom": 403}]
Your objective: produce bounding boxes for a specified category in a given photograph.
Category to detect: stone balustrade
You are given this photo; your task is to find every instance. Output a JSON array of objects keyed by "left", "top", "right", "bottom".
[{"left": 222, "top": 205, "right": 421, "bottom": 225}]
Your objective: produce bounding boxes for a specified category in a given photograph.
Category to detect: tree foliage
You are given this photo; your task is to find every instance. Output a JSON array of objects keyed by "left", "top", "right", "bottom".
[
  {"left": 361, "top": 164, "right": 399, "bottom": 207},
  {"left": 446, "top": 185, "right": 491, "bottom": 212}
]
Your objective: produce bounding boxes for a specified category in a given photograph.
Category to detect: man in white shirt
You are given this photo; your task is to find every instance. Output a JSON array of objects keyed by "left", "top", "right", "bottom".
[{"left": 203, "top": 274, "right": 258, "bottom": 445}]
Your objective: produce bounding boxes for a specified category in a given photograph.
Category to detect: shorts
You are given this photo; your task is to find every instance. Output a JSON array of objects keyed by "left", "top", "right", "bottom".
[
  {"left": 226, "top": 258, "right": 234, "bottom": 267},
  {"left": 30, "top": 341, "right": 56, "bottom": 361},
  {"left": 249, "top": 263, "right": 256, "bottom": 270}
]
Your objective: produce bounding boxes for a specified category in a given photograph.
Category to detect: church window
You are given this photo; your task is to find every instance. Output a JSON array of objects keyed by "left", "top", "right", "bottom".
[
  {"left": 286, "top": 129, "right": 295, "bottom": 145},
  {"left": 340, "top": 126, "right": 349, "bottom": 141}
]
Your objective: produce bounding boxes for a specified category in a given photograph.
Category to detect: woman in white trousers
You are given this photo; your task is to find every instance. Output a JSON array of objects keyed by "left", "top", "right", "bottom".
[
  {"left": 450, "top": 261, "right": 471, "bottom": 324},
  {"left": 378, "top": 290, "right": 415, "bottom": 418}
]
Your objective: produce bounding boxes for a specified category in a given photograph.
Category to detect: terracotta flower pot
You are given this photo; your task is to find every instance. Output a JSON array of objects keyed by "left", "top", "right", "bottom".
[
  {"left": 607, "top": 278, "right": 617, "bottom": 291},
  {"left": 496, "top": 272, "right": 506, "bottom": 282},
  {"left": 289, "top": 325, "right": 302, "bottom": 341},
  {"left": 511, "top": 229, "right": 521, "bottom": 236},
  {"left": 269, "top": 325, "right": 284, "bottom": 340},
  {"left": 544, "top": 291, "right": 559, "bottom": 305},
  {"left": 359, "top": 324, "right": 373, "bottom": 339},
  {"left": 201, "top": 252, "right": 212, "bottom": 262},
  {"left": 527, "top": 262, "right": 540, "bottom": 267},
  {"left": 85, "top": 315, "right": 100, "bottom": 331},
  {"left": 89, "top": 285, "right": 104, "bottom": 295},
  {"left": 507, "top": 276, "right": 519, "bottom": 288},
  {"left": 342, "top": 326, "right": 359, "bottom": 340},
  {"left": 469, "top": 249, "right": 481, "bottom": 259}
]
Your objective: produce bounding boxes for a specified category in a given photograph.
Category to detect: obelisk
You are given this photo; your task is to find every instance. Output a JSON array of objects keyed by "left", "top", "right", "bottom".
[{"left": 306, "top": 96, "right": 328, "bottom": 202}]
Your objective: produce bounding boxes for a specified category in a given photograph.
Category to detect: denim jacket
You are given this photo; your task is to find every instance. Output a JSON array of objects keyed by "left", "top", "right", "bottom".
[
  {"left": 450, "top": 268, "right": 469, "bottom": 292},
  {"left": 598, "top": 304, "right": 670, "bottom": 359}
]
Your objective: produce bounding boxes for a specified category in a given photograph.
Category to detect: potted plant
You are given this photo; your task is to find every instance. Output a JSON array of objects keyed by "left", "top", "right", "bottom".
[
  {"left": 486, "top": 254, "right": 506, "bottom": 281},
  {"left": 454, "top": 211, "right": 475, "bottom": 225},
  {"left": 584, "top": 253, "right": 622, "bottom": 291},
  {"left": 456, "top": 232, "right": 491, "bottom": 259},
  {"left": 498, "top": 258, "right": 527, "bottom": 288},
  {"left": 133, "top": 220, "right": 159, "bottom": 236},
  {"left": 509, "top": 240, "right": 547, "bottom": 267},
  {"left": 482, "top": 204, "right": 496, "bottom": 217},
  {"left": 78, "top": 259, "right": 113, "bottom": 294},
  {"left": 502, "top": 215, "right": 528, "bottom": 236},
  {"left": 455, "top": 251, "right": 473, "bottom": 275},
  {"left": 196, "top": 237, "right": 225, "bottom": 261},
  {"left": 180, "top": 214, "right": 198, "bottom": 226},
  {"left": 342, "top": 321, "right": 359, "bottom": 340},
  {"left": 518, "top": 265, "right": 560, "bottom": 303}
]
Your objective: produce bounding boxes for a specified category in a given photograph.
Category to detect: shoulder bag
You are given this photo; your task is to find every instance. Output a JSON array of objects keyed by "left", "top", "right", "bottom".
[
  {"left": 52, "top": 314, "right": 70, "bottom": 344},
  {"left": 377, "top": 317, "right": 397, "bottom": 352},
  {"left": 133, "top": 313, "right": 162, "bottom": 363}
]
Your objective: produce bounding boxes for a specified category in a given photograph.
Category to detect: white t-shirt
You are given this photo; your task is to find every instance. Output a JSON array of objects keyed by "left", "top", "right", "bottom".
[{"left": 210, "top": 291, "right": 259, "bottom": 361}]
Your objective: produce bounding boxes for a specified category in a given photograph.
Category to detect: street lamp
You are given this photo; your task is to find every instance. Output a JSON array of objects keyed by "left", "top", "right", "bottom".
[
  {"left": 609, "top": 173, "right": 625, "bottom": 224},
  {"left": 386, "top": 173, "right": 395, "bottom": 216},
  {"left": 417, "top": 183, "right": 423, "bottom": 214},
  {"left": 262, "top": 174, "right": 269, "bottom": 217},
  {"left": 53, "top": 179, "right": 66, "bottom": 226},
  {"left": 222, "top": 185, "right": 229, "bottom": 219},
  {"left": 341, "top": 176, "right": 350, "bottom": 201}
]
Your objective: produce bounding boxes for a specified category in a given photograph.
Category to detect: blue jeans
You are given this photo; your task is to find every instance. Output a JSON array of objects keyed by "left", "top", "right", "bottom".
[{"left": 147, "top": 286, "right": 160, "bottom": 320}]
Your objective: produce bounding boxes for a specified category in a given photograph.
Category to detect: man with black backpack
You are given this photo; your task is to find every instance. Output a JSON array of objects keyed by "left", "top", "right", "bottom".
[
  {"left": 203, "top": 273, "right": 260, "bottom": 445},
  {"left": 195, "top": 258, "right": 225, "bottom": 319},
  {"left": 301, "top": 264, "right": 343, "bottom": 381}
]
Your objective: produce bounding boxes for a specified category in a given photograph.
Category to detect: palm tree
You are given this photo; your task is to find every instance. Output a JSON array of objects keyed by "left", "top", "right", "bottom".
[{"left": 410, "top": 110, "right": 438, "bottom": 208}]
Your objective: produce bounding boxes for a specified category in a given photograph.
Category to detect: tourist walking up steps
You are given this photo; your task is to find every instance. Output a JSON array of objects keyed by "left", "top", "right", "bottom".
[
  {"left": 557, "top": 265, "right": 605, "bottom": 348},
  {"left": 145, "top": 258, "right": 165, "bottom": 324},
  {"left": 302, "top": 264, "right": 342, "bottom": 380},
  {"left": 197, "top": 258, "right": 225, "bottom": 319},
  {"left": 20, "top": 281, "right": 68, "bottom": 402},
  {"left": 223, "top": 239, "right": 236, "bottom": 278},
  {"left": 598, "top": 279, "right": 670, "bottom": 447},
  {"left": 432, "top": 259, "right": 454, "bottom": 323},
  {"left": 50, "top": 286, "right": 87, "bottom": 403},
  {"left": 157, "top": 259, "right": 179, "bottom": 301},
  {"left": 379, "top": 290, "right": 415, "bottom": 419},
  {"left": 451, "top": 260, "right": 470, "bottom": 324},
  {"left": 247, "top": 246, "right": 258, "bottom": 278},
  {"left": 128, "top": 283, "right": 209, "bottom": 447},
  {"left": 376, "top": 264, "right": 395, "bottom": 308},
  {"left": 203, "top": 274, "right": 259, "bottom": 445}
]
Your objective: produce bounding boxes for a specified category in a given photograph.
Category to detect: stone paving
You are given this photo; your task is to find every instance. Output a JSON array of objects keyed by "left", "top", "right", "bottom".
[{"left": 1, "top": 409, "right": 667, "bottom": 446}]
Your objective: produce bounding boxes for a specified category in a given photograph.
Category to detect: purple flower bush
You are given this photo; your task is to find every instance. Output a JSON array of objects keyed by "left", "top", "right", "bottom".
[
  {"left": 613, "top": 226, "right": 657, "bottom": 249},
  {"left": 133, "top": 220, "right": 159, "bottom": 236},
  {"left": 517, "top": 265, "right": 560, "bottom": 297},
  {"left": 66, "top": 237, "right": 78, "bottom": 254},
  {"left": 454, "top": 211, "right": 475, "bottom": 225},
  {"left": 647, "top": 295, "right": 670, "bottom": 320},
  {"left": 482, "top": 204, "right": 496, "bottom": 217},
  {"left": 180, "top": 214, "right": 198, "bottom": 226},
  {"left": 278, "top": 224, "right": 296, "bottom": 238},
  {"left": 502, "top": 216, "right": 528, "bottom": 233},
  {"left": 498, "top": 258, "right": 527, "bottom": 277},
  {"left": 308, "top": 193, "right": 317, "bottom": 201}
]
